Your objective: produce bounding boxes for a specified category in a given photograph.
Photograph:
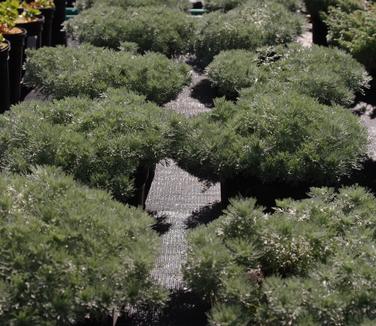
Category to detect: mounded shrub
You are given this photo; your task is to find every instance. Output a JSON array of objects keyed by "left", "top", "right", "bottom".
[
  {"left": 203, "top": 0, "right": 302, "bottom": 12},
  {"left": 203, "top": 0, "right": 246, "bottom": 11},
  {"left": 325, "top": 4, "right": 376, "bottom": 71},
  {"left": 273, "top": 0, "right": 303, "bottom": 11},
  {"left": 302, "top": 0, "right": 366, "bottom": 45},
  {"left": 303, "top": 0, "right": 365, "bottom": 16},
  {"left": 171, "top": 89, "right": 367, "bottom": 202},
  {"left": 184, "top": 186, "right": 376, "bottom": 325},
  {"left": 0, "top": 90, "right": 175, "bottom": 205},
  {"left": 75, "top": 0, "right": 189, "bottom": 11},
  {"left": 194, "top": 1, "right": 303, "bottom": 65},
  {"left": 24, "top": 45, "right": 190, "bottom": 104},
  {"left": 0, "top": 166, "right": 166, "bottom": 325},
  {"left": 207, "top": 44, "right": 370, "bottom": 106},
  {"left": 206, "top": 49, "right": 263, "bottom": 99},
  {"left": 66, "top": 5, "right": 196, "bottom": 56}
]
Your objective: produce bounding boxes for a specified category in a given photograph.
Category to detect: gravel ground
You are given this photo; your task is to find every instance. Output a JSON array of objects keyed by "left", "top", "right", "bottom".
[
  {"left": 354, "top": 103, "right": 376, "bottom": 160},
  {"left": 23, "top": 89, "right": 47, "bottom": 101},
  {"left": 147, "top": 70, "right": 221, "bottom": 290},
  {"left": 297, "top": 15, "right": 313, "bottom": 48}
]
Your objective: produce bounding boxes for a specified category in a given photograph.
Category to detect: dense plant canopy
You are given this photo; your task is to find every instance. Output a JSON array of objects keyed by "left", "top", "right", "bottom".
[
  {"left": 203, "top": 0, "right": 246, "bottom": 11},
  {"left": 185, "top": 186, "right": 376, "bottom": 325},
  {"left": 66, "top": 5, "right": 196, "bottom": 56},
  {"left": 302, "top": 0, "right": 366, "bottom": 16},
  {"left": 75, "top": 0, "right": 188, "bottom": 11},
  {"left": 171, "top": 89, "right": 367, "bottom": 186},
  {"left": 194, "top": 1, "right": 303, "bottom": 65},
  {"left": 24, "top": 45, "right": 190, "bottom": 104},
  {"left": 207, "top": 44, "right": 370, "bottom": 106},
  {"left": 325, "top": 4, "right": 376, "bottom": 71},
  {"left": 0, "top": 167, "right": 165, "bottom": 325},
  {"left": 0, "top": 91, "right": 175, "bottom": 204},
  {"left": 2, "top": 0, "right": 375, "bottom": 323},
  {"left": 203, "top": 0, "right": 302, "bottom": 12}
]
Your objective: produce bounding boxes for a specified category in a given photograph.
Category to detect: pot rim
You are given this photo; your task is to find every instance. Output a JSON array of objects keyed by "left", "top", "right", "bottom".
[
  {"left": 2, "top": 27, "right": 28, "bottom": 37},
  {"left": 0, "top": 40, "right": 11, "bottom": 53},
  {"left": 15, "top": 15, "right": 45, "bottom": 25}
]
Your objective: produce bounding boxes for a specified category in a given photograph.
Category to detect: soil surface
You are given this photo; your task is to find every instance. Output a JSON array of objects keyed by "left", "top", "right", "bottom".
[
  {"left": 354, "top": 103, "right": 376, "bottom": 160},
  {"left": 296, "top": 14, "right": 313, "bottom": 48}
]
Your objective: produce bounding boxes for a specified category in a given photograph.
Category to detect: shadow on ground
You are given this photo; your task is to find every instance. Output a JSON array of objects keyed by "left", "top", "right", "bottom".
[
  {"left": 191, "top": 78, "right": 217, "bottom": 108},
  {"left": 345, "top": 159, "right": 376, "bottom": 194},
  {"left": 356, "top": 75, "right": 376, "bottom": 107},
  {"left": 148, "top": 211, "right": 172, "bottom": 235},
  {"left": 186, "top": 202, "right": 223, "bottom": 229},
  {"left": 76, "top": 289, "right": 209, "bottom": 326},
  {"left": 158, "top": 290, "right": 209, "bottom": 326}
]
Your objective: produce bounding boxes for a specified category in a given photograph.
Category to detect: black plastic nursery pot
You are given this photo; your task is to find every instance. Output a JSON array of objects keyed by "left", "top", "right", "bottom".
[
  {"left": 127, "top": 164, "right": 156, "bottom": 208},
  {"left": 0, "top": 40, "right": 11, "bottom": 113},
  {"left": 40, "top": 7, "right": 55, "bottom": 46},
  {"left": 4, "top": 28, "right": 27, "bottom": 105},
  {"left": 52, "top": 0, "right": 66, "bottom": 45},
  {"left": 311, "top": 14, "right": 328, "bottom": 46},
  {"left": 16, "top": 16, "right": 45, "bottom": 49},
  {"left": 66, "top": 0, "right": 75, "bottom": 7},
  {"left": 16, "top": 16, "right": 45, "bottom": 100}
]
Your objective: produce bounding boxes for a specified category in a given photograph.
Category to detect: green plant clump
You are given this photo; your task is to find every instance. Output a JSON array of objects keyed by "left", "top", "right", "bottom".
[
  {"left": 66, "top": 5, "right": 196, "bottom": 56},
  {"left": 0, "top": 0, "right": 18, "bottom": 33},
  {"left": 207, "top": 44, "right": 370, "bottom": 106},
  {"left": 195, "top": 1, "right": 302, "bottom": 65},
  {"left": 171, "top": 88, "right": 367, "bottom": 187},
  {"left": 75, "top": 0, "right": 188, "bottom": 11},
  {"left": 302, "top": 0, "right": 365, "bottom": 16},
  {"left": 184, "top": 186, "right": 376, "bottom": 325},
  {"left": 0, "top": 90, "right": 175, "bottom": 204},
  {"left": 325, "top": 4, "right": 376, "bottom": 71},
  {"left": 0, "top": 166, "right": 166, "bottom": 325},
  {"left": 24, "top": 45, "right": 190, "bottom": 104},
  {"left": 203, "top": 0, "right": 247, "bottom": 11},
  {"left": 203, "top": 0, "right": 301, "bottom": 12}
]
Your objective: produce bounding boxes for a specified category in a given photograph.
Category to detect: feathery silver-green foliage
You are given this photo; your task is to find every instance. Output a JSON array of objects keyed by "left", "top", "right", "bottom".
[
  {"left": 195, "top": 1, "right": 303, "bottom": 65},
  {"left": 0, "top": 167, "right": 166, "bottom": 325},
  {"left": 171, "top": 89, "right": 367, "bottom": 185},
  {"left": 185, "top": 186, "right": 376, "bottom": 325},
  {"left": 66, "top": 5, "right": 196, "bottom": 56},
  {"left": 207, "top": 44, "right": 370, "bottom": 106},
  {"left": 24, "top": 45, "right": 190, "bottom": 104},
  {"left": 0, "top": 90, "right": 176, "bottom": 203}
]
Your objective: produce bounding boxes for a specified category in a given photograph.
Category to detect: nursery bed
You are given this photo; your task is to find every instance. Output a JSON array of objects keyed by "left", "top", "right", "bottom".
[{"left": 147, "top": 69, "right": 220, "bottom": 291}]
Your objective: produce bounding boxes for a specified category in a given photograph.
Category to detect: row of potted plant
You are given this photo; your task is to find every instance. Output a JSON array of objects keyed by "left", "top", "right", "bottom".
[
  {"left": 206, "top": 44, "right": 370, "bottom": 106},
  {"left": 175, "top": 1, "right": 376, "bottom": 323},
  {"left": 171, "top": 85, "right": 368, "bottom": 206},
  {"left": 1, "top": 0, "right": 375, "bottom": 324},
  {"left": 23, "top": 44, "right": 191, "bottom": 104},
  {"left": 193, "top": 0, "right": 301, "bottom": 12},
  {"left": 65, "top": 0, "right": 303, "bottom": 65},
  {"left": 0, "top": 0, "right": 66, "bottom": 112},
  {"left": 0, "top": 90, "right": 182, "bottom": 208},
  {"left": 11, "top": 42, "right": 372, "bottom": 208}
]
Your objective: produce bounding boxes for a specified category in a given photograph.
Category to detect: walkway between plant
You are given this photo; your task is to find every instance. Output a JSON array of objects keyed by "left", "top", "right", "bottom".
[{"left": 147, "top": 70, "right": 220, "bottom": 290}]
